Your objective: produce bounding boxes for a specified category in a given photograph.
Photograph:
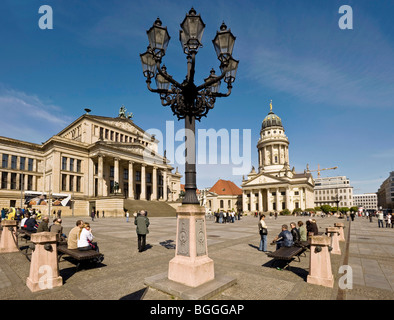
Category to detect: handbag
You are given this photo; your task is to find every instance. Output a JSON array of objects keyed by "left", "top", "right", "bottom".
[{"left": 260, "top": 227, "right": 268, "bottom": 235}]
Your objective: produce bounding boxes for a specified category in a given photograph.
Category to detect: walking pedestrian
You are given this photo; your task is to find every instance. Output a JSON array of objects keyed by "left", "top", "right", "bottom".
[
  {"left": 377, "top": 211, "right": 384, "bottom": 228},
  {"left": 258, "top": 214, "right": 268, "bottom": 252},
  {"left": 135, "top": 210, "right": 150, "bottom": 252},
  {"left": 386, "top": 213, "right": 392, "bottom": 228}
]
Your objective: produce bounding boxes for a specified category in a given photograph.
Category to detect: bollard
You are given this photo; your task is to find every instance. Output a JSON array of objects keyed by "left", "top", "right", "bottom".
[
  {"left": 326, "top": 227, "right": 341, "bottom": 255},
  {"left": 334, "top": 223, "right": 345, "bottom": 242},
  {"left": 307, "top": 235, "right": 334, "bottom": 288},
  {"left": 0, "top": 220, "right": 19, "bottom": 253},
  {"left": 26, "top": 232, "right": 62, "bottom": 292}
]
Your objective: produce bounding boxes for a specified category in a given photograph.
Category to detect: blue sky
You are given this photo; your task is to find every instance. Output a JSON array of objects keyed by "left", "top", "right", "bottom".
[{"left": 1, "top": 0, "right": 393, "bottom": 194}]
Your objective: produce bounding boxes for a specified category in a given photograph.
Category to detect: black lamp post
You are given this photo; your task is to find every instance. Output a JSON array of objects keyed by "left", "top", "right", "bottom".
[{"left": 140, "top": 8, "right": 238, "bottom": 205}]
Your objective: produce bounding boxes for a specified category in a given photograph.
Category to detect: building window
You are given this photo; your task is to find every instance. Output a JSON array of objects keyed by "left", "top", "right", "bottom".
[
  {"left": 27, "top": 175, "right": 33, "bottom": 190},
  {"left": 2, "top": 154, "right": 8, "bottom": 168},
  {"left": 70, "top": 158, "right": 74, "bottom": 172},
  {"left": 295, "top": 202, "right": 299, "bottom": 209},
  {"left": 295, "top": 191, "right": 299, "bottom": 195},
  {"left": 69, "top": 175, "right": 74, "bottom": 191},
  {"left": 10, "top": 173, "right": 16, "bottom": 189},
  {"left": 135, "top": 171, "right": 141, "bottom": 182},
  {"left": 62, "top": 157, "right": 67, "bottom": 171},
  {"left": 61, "top": 174, "right": 67, "bottom": 191},
  {"left": 77, "top": 160, "right": 81, "bottom": 173},
  {"left": 123, "top": 169, "right": 129, "bottom": 180},
  {"left": 28, "top": 158, "right": 34, "bottom": 171},
  {"left": 228, "top": 200, "right": 231, "bottom": 208},
  {"left": 146, "top": 173, "right": 152, "bottom": 183},
  {"left": 220, "top": 200, "right": 224, "bottom": 208},
  {"left": 110, "top": 166, "right": 114, "bottom": 178},
  {"left": 1, "top": 172, "right": 7, "bottom": 189},
  {"left": 20, "top": 157, "right": 26, "bottom": 170},
  {"left": 105, "top": 129, "right": 109, "bottom": 139},
  {"left": 11, "top": 155, "right": 17, "bottom": 169}
]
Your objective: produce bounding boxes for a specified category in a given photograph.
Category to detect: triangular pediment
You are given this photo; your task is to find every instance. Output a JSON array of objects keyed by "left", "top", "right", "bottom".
[
  {"left": 92, "top": 117, "right": 147, "bottom": 137},
  {"left": 243, "top": 172, "right": 288, "bottom": 187}
]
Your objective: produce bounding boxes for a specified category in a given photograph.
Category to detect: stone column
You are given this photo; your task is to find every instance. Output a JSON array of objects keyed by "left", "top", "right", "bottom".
[
  {"left": 6, "top": 172, "right": 10, "bottom": 189},
  {"left": 242, "top": 191, "right": 248, "bottom": 212},
  {"left": 140, "top": 164, "right": 146, "bottom": 200},
  {"left": 163, "top": 170, "right": 168, "bottom": 201},
  {"left": 0, "top": 220, "right": 19, "bottom": 253},
  {"left": 267, "top": 189, "right": 273, "bottom": 212},
  {"left": 300, "top": 187, "right": 304, "bottom": 210},
  {"left": 326, "top": 227, "right": 341, "bottom": 255},
  {"left": 114, "top": 158, "right": 120, "bottom": 194},
  {"left": 285, "top": 187, "right": 290, "bottom": 210},
  {"left": 128, "top": 161, "right": 134, "bottom": 199},
  {"left": 168, "top": 204, "right": 214, "bottom": 287},
  {"left": 334, "top": 223, "right": 346, "bottom": 242},
  {"left": 258, "top": 189, "right": 263, "bottom": 212},
  {"left": 307, "top": 235, "right": 334, "bottom": 288},
  {"left": 276, "top": 188, "right": 280, "bottom": 211},
  {"left": 152, "top": 166, "right": 158, "bottom": 200},
  {"left": 98, "top": 155, "right": 104, "bottom": 197},
  {"left": 250, "top": 190, "right": 256, "bottom": 212},
  {"left": 26, "top": 232, "right": 62, "bottom": 292}
]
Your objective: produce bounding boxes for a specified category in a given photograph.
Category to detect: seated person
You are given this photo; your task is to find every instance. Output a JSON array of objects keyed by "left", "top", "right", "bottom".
[
  {"left": 50, "top": 218, "right": 67, "bottom": 241},
  {"left": 272, "top": 224, "right": 294, "bottom": 250},
  {"left": 297, "top": 221, "right": 307, "bottom": 242},
  {"left": 77, "top": 223, "right": 97, "bottom": 251},
  {"left": 290, "top": 222, "right": 301, "bottom": 245},
  {"left": 36, "top": 216, "right": 50, "bottom": 232},
  {"left": 20, "top": 214, "right": 29, "bottom": 230},
  {"left": 25, "top": 214, "right": 39, "bottom": 233},
  {"left": 67, "top": 220, "right": 84, "bottom": 249}
]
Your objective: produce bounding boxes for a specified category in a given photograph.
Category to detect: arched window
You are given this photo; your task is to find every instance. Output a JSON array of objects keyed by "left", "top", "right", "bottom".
[{"left": 220, "top": 200, "right": 224, "bottom": 208}]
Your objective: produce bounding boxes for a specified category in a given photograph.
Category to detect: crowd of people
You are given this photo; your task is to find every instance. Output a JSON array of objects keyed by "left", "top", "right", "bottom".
[{"left": 212, "top": 210, "right": 241, "bottom": 223}]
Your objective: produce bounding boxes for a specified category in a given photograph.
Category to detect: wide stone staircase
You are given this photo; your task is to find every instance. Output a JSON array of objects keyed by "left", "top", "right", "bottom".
[{"left": 123, "top": 199, "right": 178, "bottom": 217}]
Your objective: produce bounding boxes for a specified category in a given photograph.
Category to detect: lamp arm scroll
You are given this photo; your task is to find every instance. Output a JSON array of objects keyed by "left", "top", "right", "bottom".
[{"left": 155, "top": 60, "right": 182, "bottom": 88}]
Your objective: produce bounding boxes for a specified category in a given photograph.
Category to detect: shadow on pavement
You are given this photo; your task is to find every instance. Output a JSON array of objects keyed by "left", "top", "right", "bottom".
[{"left": 119, "top": 287, "right": 148, "bottom": 300}]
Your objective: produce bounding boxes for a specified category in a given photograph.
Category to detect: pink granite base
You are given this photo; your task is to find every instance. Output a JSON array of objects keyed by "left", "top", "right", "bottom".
[
  {"left": 167, "top": 204, "right": 215, "bottom": 288},
  {"left": 26, "top": 232, "right": 62, "bottom": 292},
  {"left": 307, "top": 235, "right": 334, "bottom": 288},
  {"left": 0, "top": 220, "right": 19, "bottom": 253},
  {"left": 334, "top": 223, "right": 346, "bottom": 242}
]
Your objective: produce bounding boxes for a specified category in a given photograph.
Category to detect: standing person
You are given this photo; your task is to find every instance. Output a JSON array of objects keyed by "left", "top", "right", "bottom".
[
  {"left": 274, "top": 211, "right": 278, "bottom": 220},
  {"left": 126, "top": 210, "right": 130, "bottom": 223},
  {"left": 258, "top": 214, "right": 268, "bottom": 252},
  {"left": 102, "top": 210, "right": 105, "bottom": 218},
  {"left": 91, "top": 209, "right": 95, "bottom": 222},
  {"left": 350, "top": 212, "right": 355, "bottom": 221},
  {"left": 135, "top": 210, "right": 150, "bottom": 252},
  {"left": 386, "top": 213, "right": 392, "bottom": 228},
  {"left": 57, "top": 209, "right": 62, "bottom": 219},
  {"left": 377, "top": 211, "right": 384, "bottom": 228},
  {"left": 369, "top": 211, "right": 373, "bottom": 223},
  {"left": 67, "top": 220, "right": 84, "bottom": 249},
  {"left": 96, "top": 209, "right": 99, "bottom": 219}
]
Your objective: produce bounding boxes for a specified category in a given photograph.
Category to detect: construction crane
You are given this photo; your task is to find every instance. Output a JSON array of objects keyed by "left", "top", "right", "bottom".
[{"left": 306, "top": 164, "right": 338, "bottom": 178}]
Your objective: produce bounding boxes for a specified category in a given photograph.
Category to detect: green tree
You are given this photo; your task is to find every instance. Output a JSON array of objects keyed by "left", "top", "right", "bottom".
[
  {"left": 314, "top": 206, "right": 321, "bottom": 212},
  {"left": 281, "top": 208, "right": 291, "bottom": 215},
  {"left": 350, "top": 206, "right": 358, "bottom": 213},
  {"left": 305, "top": 208, "right": 315, "bottom": 213},
  {"left": 321, "top": 205, "right": 331, "bottom": 214},
  {"left": 339, "top": 207, "right": 350, "bottom": 214},
  {"left": 292, "top": 208, "right": 302, "bottom": 214}
]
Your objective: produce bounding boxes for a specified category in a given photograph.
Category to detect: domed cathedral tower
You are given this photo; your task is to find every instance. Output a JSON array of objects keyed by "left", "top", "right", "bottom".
[
  {"left": 257, "top": 100, "right": 290, "bottom": 174},
  {"left": 241, "top": 100, "right": 315, "bottom": 214}
]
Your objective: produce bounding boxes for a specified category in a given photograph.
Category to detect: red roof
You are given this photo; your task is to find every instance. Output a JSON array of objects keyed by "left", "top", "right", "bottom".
[
  {"left": 180, "top": 184, "right": 200, "bottom": 194},
  {"left": 209, "top": 179, "right": 242, "bottom": 195}
]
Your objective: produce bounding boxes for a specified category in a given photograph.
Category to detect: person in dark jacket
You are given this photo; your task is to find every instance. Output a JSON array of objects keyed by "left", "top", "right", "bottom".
[
  {"left": 25, "top": 214, "right": 39, "bottom": 233},
  {"left": 135, "top": 210, "right": 150, "bottom": 252},
  {"left": 36, "top": 216, "right": 50, "bottom": 232},
  {"left": 273, "top": 225, "right": 294, "bottom": 250},
  {"left": 290, "top": 222, "right": 301, "bottom": 244}
]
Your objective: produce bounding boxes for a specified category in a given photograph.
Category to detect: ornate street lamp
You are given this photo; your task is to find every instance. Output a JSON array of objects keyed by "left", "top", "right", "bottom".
[
  {"left": 140, "top": 8, "right": 238, "bottom": 289},
  {"left": 140, "top": 7, "right": 238, "bottom": 205}
]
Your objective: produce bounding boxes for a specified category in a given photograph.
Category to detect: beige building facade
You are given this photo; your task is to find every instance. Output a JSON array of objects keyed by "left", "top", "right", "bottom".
[
  {"left": 0, "top": 109, "right": 181, "bottom": 216},
  {"left": 242, "top": 102, "right": 315, "bottom": 213},
  {"left": 314, "top": 176, "right": 353, "bottom": 208}
]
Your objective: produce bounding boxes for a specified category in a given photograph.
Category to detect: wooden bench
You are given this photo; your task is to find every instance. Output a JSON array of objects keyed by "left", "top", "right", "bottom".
[
  {"left": 57, "top": 244, "right": 104, "bottom": 271},
  {"left": 267, "top": 245, "right": 307, "bottom": 270}
]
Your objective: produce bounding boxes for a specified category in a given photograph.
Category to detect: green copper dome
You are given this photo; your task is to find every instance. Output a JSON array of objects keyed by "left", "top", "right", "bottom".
[{"left": 262, "top": 108, "right": 283, "bottom": 129}]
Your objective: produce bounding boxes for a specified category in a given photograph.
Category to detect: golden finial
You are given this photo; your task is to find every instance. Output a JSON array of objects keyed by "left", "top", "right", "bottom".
[{"left": 270, "top": 99, "right": 273, "bottom": 112}]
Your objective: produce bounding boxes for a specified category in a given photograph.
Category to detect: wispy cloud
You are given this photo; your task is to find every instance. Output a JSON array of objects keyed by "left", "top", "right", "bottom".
[{"left": 0, "top": 85, "right": 72, "bottom": 143}]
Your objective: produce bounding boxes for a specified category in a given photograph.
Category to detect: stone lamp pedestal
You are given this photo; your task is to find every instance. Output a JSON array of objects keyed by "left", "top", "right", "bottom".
[
  {"left": 0, "top": 220, "right": 19, "bottom": 253},
  {"left": 326, "top": 227, "right": 341, "bottom": 255},
  {"left": 307, "top": 235, "right": 334, "bottom": 288},
  {"left": 334, "top": 223, "right": 345, "bottom": 242},
  {"left": 26, "top": 232, "right": 62, "bottom": 292},
  {"left": 168, "top": 204, "right": 214, "bottom": 287}
]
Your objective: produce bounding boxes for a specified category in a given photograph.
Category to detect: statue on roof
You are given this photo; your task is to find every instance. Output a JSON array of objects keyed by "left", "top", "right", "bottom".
[{"left": 118, "top": 105, "right": 126, "bottom": 118}]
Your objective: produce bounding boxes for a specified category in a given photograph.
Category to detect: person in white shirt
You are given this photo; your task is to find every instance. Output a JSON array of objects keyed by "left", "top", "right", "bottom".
[
  {"left": 20, "top": 214, "right": 29, "bottom": 229},
  {"left": 78, "top": 223, "right": 98, "bottom": 251}
]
